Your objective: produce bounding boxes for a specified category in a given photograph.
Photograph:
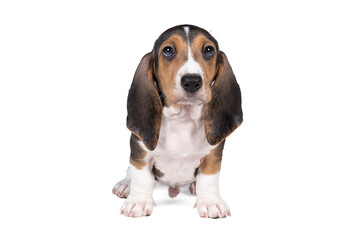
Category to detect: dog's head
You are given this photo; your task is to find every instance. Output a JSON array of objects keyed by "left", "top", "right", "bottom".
[
  {"left": 127, "top": 25, "right": 243, "bottom": 150},
  {"left": 153, "top": 25, "right": 219, "bottom": 105}
]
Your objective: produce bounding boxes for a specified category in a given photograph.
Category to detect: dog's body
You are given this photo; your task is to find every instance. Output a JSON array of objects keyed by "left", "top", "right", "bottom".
[
  {"left": 150, "top": 104, "right": 213, "bottom": 187},
  {"left": 112, "top": 25, "right": 243, "bottom": 218}
]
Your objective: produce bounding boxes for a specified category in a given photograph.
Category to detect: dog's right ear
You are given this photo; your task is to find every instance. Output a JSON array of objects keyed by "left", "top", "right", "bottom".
[{"left": 126, "top": 53, "right": 162, "bottom": 151}]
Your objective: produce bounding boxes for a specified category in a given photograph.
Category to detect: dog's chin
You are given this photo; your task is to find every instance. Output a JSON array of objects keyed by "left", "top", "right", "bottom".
[{"left": 176, "top": 97, "right": 207, "bottom": 106}]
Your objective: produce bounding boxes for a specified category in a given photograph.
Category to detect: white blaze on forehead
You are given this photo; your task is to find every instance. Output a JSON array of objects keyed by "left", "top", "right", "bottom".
[
  {"left": 175, "top": 26, "right": 203, "bottom": 80},
  {"left": 184, "top": 26, "right": 190, "bottom": 37}
]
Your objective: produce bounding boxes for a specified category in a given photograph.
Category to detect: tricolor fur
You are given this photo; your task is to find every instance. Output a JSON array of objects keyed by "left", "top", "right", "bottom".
[{"left": 112, "top": 25, "right": 243, "bottom": 218}]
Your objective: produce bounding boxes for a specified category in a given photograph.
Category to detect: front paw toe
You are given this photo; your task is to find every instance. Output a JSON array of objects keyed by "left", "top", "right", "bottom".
[
  {"left": 121, "top": 199, "right": 154, "bottom": 217},
  {"left": 195, "top": 199, "right": 231, "bottom": 218}
]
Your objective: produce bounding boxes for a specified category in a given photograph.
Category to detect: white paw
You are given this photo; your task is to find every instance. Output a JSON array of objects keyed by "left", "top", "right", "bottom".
[
  {"left": 194, "top": 198, "right": 231, "bottom": 218},
  {"left": 121, "top": 198, "right": 155, "bottom": 217},
  {"left": 112, "top": 179, "right": 130, "bottom": 198}
]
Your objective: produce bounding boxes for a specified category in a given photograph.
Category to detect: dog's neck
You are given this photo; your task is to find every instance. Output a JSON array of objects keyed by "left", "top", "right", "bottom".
[{"left": 155, "top": 104, "right": 209, "bottom": 157}]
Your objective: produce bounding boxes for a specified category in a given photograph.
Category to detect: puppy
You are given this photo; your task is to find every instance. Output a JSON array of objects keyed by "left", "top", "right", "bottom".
[{"left": 112, "top": 25, "right": 243, "bottom": 218}]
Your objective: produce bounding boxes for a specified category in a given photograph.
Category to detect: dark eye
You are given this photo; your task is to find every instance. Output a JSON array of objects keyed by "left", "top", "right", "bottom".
[
  {"left": 203, "top": 45, "right": 214, "bottom": 58},
  {"left": 163, "top": 46, "right": 175, "bottom": 57}
]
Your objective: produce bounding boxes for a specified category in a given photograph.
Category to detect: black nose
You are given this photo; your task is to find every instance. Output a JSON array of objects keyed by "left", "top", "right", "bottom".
[{"left": 181, "top": 74, "right": 202, "bottom": 93}]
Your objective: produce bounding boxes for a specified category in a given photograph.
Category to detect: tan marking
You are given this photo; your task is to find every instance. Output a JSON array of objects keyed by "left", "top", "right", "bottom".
[
  {"left": 190, "top": 35, "right": 218, "bottom": 103},
  {"left": 129, "top": 134, "right": 147, "bottom": 169},
  {"left": 157, "top": 35, "right": 188, "bottom": 106},
  {"left": 155, "top": 33, "right": 219, "bottom": 107},
  {"left": 199, "top": 141, "right": 225, "bottom": 175}
]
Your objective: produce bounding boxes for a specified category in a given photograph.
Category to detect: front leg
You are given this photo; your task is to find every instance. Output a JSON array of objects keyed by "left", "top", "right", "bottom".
[
  {"left": 121, "top": 164, "right": 155, "bottom": 217},
  {"left": 121, "top": 134, "right": 155, "bottom": 217},
  {"left": 195, "top": 141, "right": 231, "bottom": 218}
]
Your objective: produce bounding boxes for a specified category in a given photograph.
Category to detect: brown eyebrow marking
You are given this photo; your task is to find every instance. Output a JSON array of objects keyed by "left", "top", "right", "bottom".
[
  {"left": 156, "top": 34, "right": 188, "bottom": 106},
  {"left": 189, "top": 34, "right": 218, "bottom": 92},
  {"left": 153, "top": 27, "right": 187, "bottom": 70}
]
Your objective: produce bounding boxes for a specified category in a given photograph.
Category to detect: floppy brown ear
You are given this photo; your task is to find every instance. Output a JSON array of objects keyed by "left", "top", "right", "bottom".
[
  {"left": 126, "top": 53, "right": 162, "bottom": 151},
  {"left": 204, "top": 52, "right": 243, "bottom": 145}
]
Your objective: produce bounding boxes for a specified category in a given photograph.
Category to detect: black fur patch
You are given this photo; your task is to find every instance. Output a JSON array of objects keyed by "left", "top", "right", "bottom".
[
  {"left": 130, "top": 134, "right": 147, "bottom": 166},
  {"left": 126, "top": 53, "right": 162, "bottom": 151},
  {"left": 194, "top": 167, "right": 199, "bottom": 177},
  {"left": 204, "top": 52, "right": 243, "bottom": 145},
  {"left": 152, "top": 165, "right": 165, "bottom": 180}
]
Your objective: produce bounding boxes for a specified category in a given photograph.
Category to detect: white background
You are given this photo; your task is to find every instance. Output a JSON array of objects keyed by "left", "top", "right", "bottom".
[{"left": 0, "top": 0, "right": 359, "bottom": 239}]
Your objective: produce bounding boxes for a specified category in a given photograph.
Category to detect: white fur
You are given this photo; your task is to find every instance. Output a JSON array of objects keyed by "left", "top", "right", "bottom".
[
  {"left": 196, "top": 172, "right": 221, "bottom": 201},
  {"left": 115, "top": 26, "right": 229, "bottom": 218},
  {"left": 173, "top": 26, "right": 206, "bottom": 104},
  {"left": 120, "top": 164, "right": 155, "bottom": 217},
  {"left": 144, "top": 104, "right": 216, "bottom": 187},
  {"left": 119, "top": 105, "right": 218, "bottom": 217},
  {"left": 184, "top": 26, "right": 190, "bottom": 37},
  {"left": 195, "top": 172, "right": 231, "bottom": 218},
  {"left": 112, "top": 167, "right": 131, "bottom": 198},
  {"left": 118, "top": 104, "right": 230, "bottom": 218}
]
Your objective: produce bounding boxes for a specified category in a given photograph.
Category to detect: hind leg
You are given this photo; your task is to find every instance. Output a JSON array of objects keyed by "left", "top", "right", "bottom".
[
  {"left": 189, "top": 181, "right": 196, "bottom": 195},
  {"left": 112, "top": 167, "right": 131, "bottom": 198}
]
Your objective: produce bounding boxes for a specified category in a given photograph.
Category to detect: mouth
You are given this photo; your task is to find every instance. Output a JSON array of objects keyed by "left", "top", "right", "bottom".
[{"left": 176, "top": 96, "right": 206, "bottom": 105}]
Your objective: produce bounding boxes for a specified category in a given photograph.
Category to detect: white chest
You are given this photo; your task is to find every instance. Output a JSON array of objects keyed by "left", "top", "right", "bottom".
[{"left": 146, "top": 105, "right": 215, "bottom": 187}]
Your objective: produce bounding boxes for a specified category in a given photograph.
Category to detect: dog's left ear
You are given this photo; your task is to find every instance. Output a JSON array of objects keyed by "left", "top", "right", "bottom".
[
  {"left": 204, "top": 52, "right": 243, "bottom": 145},
  {"left": 126, "top": 53, "right": 162, "bottom": 151}
]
